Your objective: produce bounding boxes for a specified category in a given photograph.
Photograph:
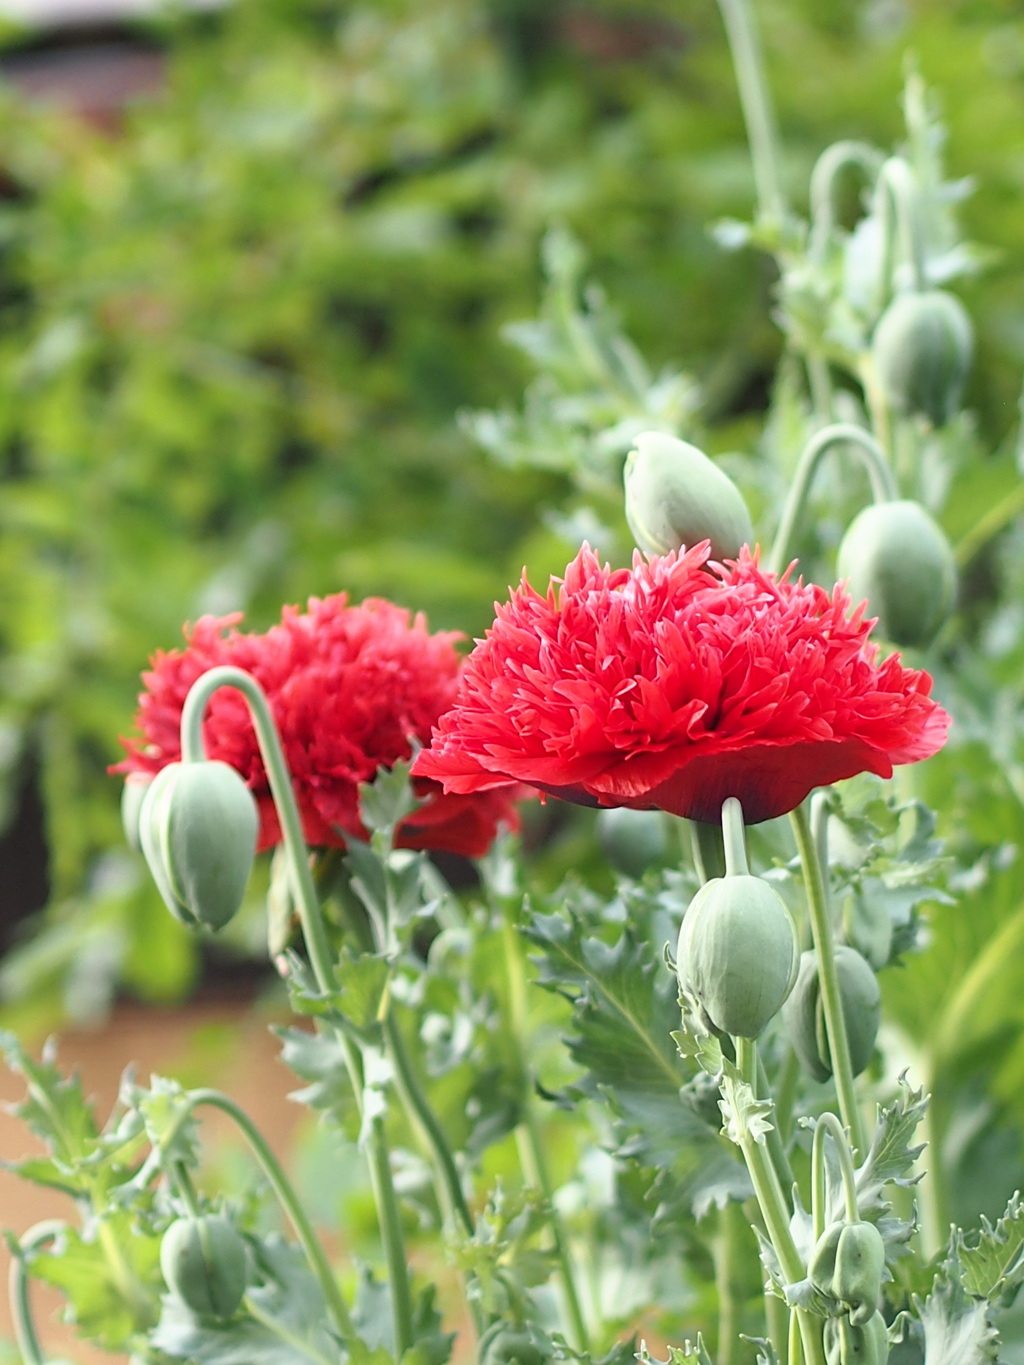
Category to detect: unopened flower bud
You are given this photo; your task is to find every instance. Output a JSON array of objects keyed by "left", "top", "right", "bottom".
[
  {"left": 140, "top": 760, "right": 258, "bottom": 931},
  {"left": 834, "top": 1222, "right": 886, "bottom": 1324},
  {"left": 160, "top": 1214, "right": 248, "bottom": 1320},
  {"left": 872, "top": 288, "right": 972, "bottom": 428},
  {"left": 596, "top": 807, "right": 666, "bottom": 878},
  {"left": 677, "top": 875, "right": 799, "bottom": 1039},
  {"left": 479, "top": 1322, "right": 553, "bottom": 1364},
  {"left": 824, "top": 1310, "right": 889, "bottom": 1365},
  {"left": 837, "top": 499, "right": 956, "bottom": 647},
  {"left": 624, "top": 431, "right": 754, "bottom": 561},
  {"left": 782, "top": 946, "right": 880, "bottom": 1083}
]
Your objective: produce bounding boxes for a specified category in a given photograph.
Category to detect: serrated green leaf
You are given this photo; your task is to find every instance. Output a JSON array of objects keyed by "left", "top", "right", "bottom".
[
  {"left": 285, "top": 948, "right": 391, "bottom": 1038},
  {"left": 952, "top": 1191, "right": 1024, "bottom": 1305},
  {"left": 718, "top": 1071, "right": 774, "bottom": 1148},
  {"left": 636, "top": 1336, "right": 714, "bottom": 1364},
  {"left": 855, "top": 1076, "right": 928, "bottom": 1215},
  {"left": 359, "top": 762, "right": 420, "bottom": 838},
  {"left": 914, "top": 1263, "right": 999, "bottom": 1365},
  {"left": 275, "top": 1025, "right": 354, "bottom": 1120},
  {"left": 0, "top": 1031, "right": 101, "bottom": 1179}
]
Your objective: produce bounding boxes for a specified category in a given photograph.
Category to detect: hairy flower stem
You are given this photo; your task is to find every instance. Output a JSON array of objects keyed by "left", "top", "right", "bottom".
[
  {"left": 715, "top": 0, "right": 786, "bottom": 223},
  {"left": 789, "top": 804, "right": 867, "bottom": 1158},
  {"left": 734, "top": 1038, "right": 825, "bottom": 1365},
  {"left": 182, "top": 1089, "right": 356, "bottom": 1343},
  {"left": 769, "top": 424, "right": 898, "bottom": 576},
  {"left": 180, "top": 667, "right": 413, "bottom": 1357},
  {"left": 503, "top": 904, "right": 591, "bottom": 1353},
  {"left": 8, "top": 1220, "right": 64, "bottom": 1365}
]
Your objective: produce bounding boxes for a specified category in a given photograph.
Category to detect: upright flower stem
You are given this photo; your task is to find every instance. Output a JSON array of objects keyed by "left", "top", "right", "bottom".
[
  {"left": 502, "top": 904, "right": 591, "bottom": 1353},
  {"left": 768, "top": 424, "right": 898, "bottom": 576},
  {"left": 715, "top": 0, "right": 786, "bottom": 223},
  {"left": 713, "top": 1199, "right": 747, "bottom": 1365},
  {"left": 734, "top": 1038, "right": 825, "bottom": 1365},
  {"left": 789, "top": 804, "right": 867, "bottom": 1158},
  {"left": 180, "top": 667, "right": 415, "bottom": 1360}
]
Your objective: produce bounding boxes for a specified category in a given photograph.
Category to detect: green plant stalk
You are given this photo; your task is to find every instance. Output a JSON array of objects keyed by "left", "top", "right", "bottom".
[
  {"left": 714, "top": 1199, "right": 747, "bottom": 1365},
  {"left": 765, "top": 1288, "right": 789, "bottom": 1365},
  {"left": 716, "top": 0, "right": 786, "bottom": 222},
  {"left": 8, "top": 1220, "right": 64, "bottom": 1365},
  {"left": 734, "top": 1038, "right": 825, "bottom": 1365},
  {"left": 811, "top": 1113, "right": 860, "bottom": 1237},
  {"left": 789, "top": 804, "right": 867, "bottom": 1158},
  {"left": 768, "top": 423, "right": 898, "bottom": 576},
  {"left": 180, "top": 667, "right": 413, "bottom": 1356},
  {"left": 502, "top": 905, "right": 591, "bottom": 1353},
  {"left": 183, "top": 1089, "right": 355, "bottom": 1343}
]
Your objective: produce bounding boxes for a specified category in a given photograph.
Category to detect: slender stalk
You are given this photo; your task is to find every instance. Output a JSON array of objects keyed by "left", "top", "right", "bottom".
[
  {"left": 766, "top": 1290, "right": 789, "bottom": 1365},
  {"left": 789, "top": 805, "right": 867, "bottom": 1158},
  {"left": 755, "top": 1055, "right": 796, "bottom": 1201},
  {"left": 808, "top": 141, "right": 884, "bottom": 264},
  {"left": 180, "top": 667, "right": 415, "bottom": 1357},
  {"left": 811, "top": 1113, "right": 860, "bottom": 1235},
  {"left": 721, "top": 797, "right": 749, "bottom": 877},
  {"left": 734, "top": 1039, "right": 825, "bottom": 1365},
  {"left": 716, "top": 0, "right": 786, "bottom": 222},
  {"left": 184, "top": 1089, "right": 355, "bottom": 1343},
  {"left": 503, "top": 905, "right": 590, "bottom": 1352},
  {"left": 768, "top": 424, "right": 898, "bottom": 576},
  {"left": 8, "top": 1220, "right": 64, "bottom": 1365},
  {"left": 714, "top": 1200, "right": 746, "bottom": 1365},
  {"left": 878, "top": 157, "right": 926, "bottom": 294}
]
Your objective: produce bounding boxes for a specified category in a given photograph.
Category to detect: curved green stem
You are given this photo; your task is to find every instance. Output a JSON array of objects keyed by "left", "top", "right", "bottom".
[
  {"left": 812, "top": 1113, "right": 860, "bottom": 1237},
  {"left": 789, "top": 804, "right": 867, "bottom": 1158},
  {"left": 734, "top": 1039, "right": 825, "bottom": 1365},
  {"left": 808, "top": 141, "right": 885, "bottom": 263},
  {"left": 183, "top": 1089, "right": 355, "bottom": 1344},
  {"left": 716, "top": 0, "right": 786, "bottom": 222},
  {"left": 181, "top": 666, "right": 335, "bottom": 992},
  {"left": 180, "top": 667, "right": 414, "bottom": 1357},
  {"left": 877, "top": 156, "right": 926, "bottom": 298},
  {"left": 8, "top": 1220, "right": 64, "bottom": 1365},
  {"left": 769, "top": 424, "right": 898, "bottom": 576},
  {"left": 503, "top": 905, "right": 591, "bottom": 1352}
]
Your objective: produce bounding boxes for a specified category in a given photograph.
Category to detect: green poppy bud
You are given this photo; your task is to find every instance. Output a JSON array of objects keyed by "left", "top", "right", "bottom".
[
  {"left": 140, "top": 760, "right": 258, "bottom": 931},
  {"left": 677, "top": 875, "right": 799, "bottom": 1039},
  {"left": 872, "top": 288, "right": 972, "bottom": 428},
  {"left": 596, "top": 806, "right": 667, "bottom": 878},
  {"left": 782, "top": 947, "right": 880, "bottom": 1084},
  {"left": 478, "top": 1322, "right": 553, "bottom": 1365},
  {"left": 834, "top": 1221, "right": 886, "bottom": 1324},
  {"left": 837, "top": 499, "right": 956, "bottom": 647},
  {"left": 624, "top": 431, "right": 754, "bottom": 561},
  {"left": 824, "top": 1310, "right": 889, "bottom": 1365},
  {"left": 160, "top": 1215, "right": 248, "bottom": 1321}
]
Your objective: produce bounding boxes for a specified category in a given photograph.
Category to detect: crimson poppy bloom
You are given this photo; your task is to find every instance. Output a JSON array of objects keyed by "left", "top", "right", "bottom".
[
  {"left": 412, "top": 544, "right": 950, "bottom": 825},
  {"left": 114, "top": 594, "right": 520, "bottom": 857}
]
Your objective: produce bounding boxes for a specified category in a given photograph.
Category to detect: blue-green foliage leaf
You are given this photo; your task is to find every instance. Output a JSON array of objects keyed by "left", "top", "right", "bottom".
[
  {"left": 951, "top": 1192, "right": 1024, "bottom": 1306},
  {"left": 913, "top": 1259, "right": 999, "bottom": 1365}
]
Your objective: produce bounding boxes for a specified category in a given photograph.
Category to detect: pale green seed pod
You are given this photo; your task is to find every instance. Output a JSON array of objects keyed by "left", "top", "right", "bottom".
[
  {"left": 824, "top": 1310, "right": 889, "bottom": 1365},
  {"left": 782, "top": 946, "right": 881, "bottom": 1084},
  {"left": 140, "top": 760, "right": 258, "bottom": 931},
  {"left": 872, "top": 288, "right": 972, "bottom": 428},
  {"left": 837, "top": 499, "right": 956, "bottom": 647},
  {"left": 624, "top": 431, "right": 754, "bottom": 561},
  {"left": 677, "top": 875, "right": 799, "bottom": 1039},
  {"left": 596, "top": 807, "right": 666, "bottom": 879},
  {"left": 160, "top": 1215, "right": 248, "bottom": 1320}
]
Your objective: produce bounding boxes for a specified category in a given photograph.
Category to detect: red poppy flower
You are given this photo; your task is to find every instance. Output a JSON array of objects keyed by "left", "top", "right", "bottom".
[
  {"left": 411, "top": 544, "right": 950, "bottom": 825},
  {"left": 114, "top": 594, "right": 520, "bottom": 857}
]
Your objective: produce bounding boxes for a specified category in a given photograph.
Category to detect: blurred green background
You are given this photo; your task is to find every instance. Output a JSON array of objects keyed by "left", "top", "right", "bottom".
[{"left": 1, "top": 0, "right": 1023, "bottom": 1029}]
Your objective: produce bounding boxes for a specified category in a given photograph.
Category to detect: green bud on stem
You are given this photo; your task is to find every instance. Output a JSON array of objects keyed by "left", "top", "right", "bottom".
[
  {"left": 782, "top": 946, "right": 881, "bottom": 1084},
  {"left": 677, "top": 875, "right": 799, "bottom": 1038},
  {"left": 624, "top": 431, "right": 754, "bottom": 561},
  {"left": 478, "top": 1322, "right": 553, "bottom": 1364},
  {"left": 824, "top": 1310, "right": 889, "bottom": 1365},
  {"left": 140, "top": 760, "right": 258, "bottom": 931},
  {"left": 160, "top": 1215, "right": 248, "bottom": 1321},
  {"left": 837, "top": 499, "right": 956, "bottom": 648},
  {"left": 872, "top": 288, "right": 972, "bottom": 428}
]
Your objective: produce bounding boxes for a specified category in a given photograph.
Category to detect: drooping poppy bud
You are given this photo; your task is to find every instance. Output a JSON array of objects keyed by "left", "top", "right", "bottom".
[
  {"left": 478, "top": 1322, "right": 553, "bottom": 1364},
  {"left": 782, "top": 946, "right": 881, "bottom": 1084},
  {"left": 837, "top": 499, "right": 956, "bottom": 647},
  {"left": 824, "top": 1310, "right": 889, "bottom": 1365},
  {"left": 871, "top": 288, "right": 972, "bottom": 428},
  {"left": 140, "top": 760, "right": 258, "bottom": 931},
  {"left": 160, "top": 1214, "right": 248, "bottom": 1321},
  {"left": 624, "top": 431, "right": 754, "bottom": 561},
  {"left": 677, "top": 875, "right": 799, "bottom": 1039},
  {"left": 596, "top": 806, "right": 667, "bottom": 878}
]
